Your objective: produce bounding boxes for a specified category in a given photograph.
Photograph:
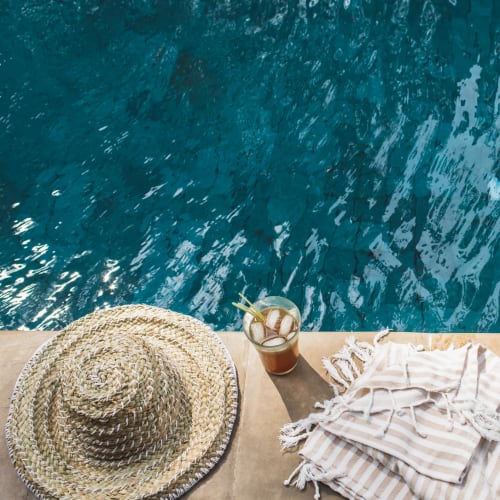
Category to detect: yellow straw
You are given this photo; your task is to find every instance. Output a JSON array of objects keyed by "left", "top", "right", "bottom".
[{"left": 232, "top": 294, "right": 265, "bottom": 322}]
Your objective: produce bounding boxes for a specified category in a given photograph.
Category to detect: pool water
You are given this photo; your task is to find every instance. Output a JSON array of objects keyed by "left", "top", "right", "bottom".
[{"left": 0, "top": 0, "right": 499, "bottom": 332}]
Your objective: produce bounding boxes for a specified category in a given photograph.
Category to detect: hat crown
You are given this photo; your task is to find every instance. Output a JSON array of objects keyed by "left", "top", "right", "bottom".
[{"left": 57, "top": 332, "right": 190, "bottom": 464}]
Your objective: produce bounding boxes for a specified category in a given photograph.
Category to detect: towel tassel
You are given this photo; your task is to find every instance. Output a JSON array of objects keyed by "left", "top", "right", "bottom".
[{"left": 284, "top": 460, "right": 345, "bottom": 500}]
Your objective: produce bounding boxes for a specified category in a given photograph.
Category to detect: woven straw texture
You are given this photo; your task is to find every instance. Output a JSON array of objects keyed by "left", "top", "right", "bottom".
[{"left": 5, "top": 305, "right": 238, "bottom": 499}]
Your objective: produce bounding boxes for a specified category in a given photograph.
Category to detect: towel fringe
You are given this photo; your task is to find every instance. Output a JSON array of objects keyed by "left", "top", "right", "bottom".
[
  {"left": 442, "top": 393, "right": 455, "bottom": 431},
  {"left": 284, "top": 460, "right": 344, "bottom": 500},
  {"left": 410, "top": 405, "right": 428, "bottom": 438},
  {"left": 321, "top": 329, "right": 390, "bottom": 394},
  {"left": 457, "top": 400, "right": 500, "bottom": 441},
  {"left": 280, "top": 416, "right": 321, "bottom": 449},
  {"left": 284, "top": 460, "right": 312, "bottom": 490},
  {"left": 321, "top": 358, "right": 350, "bottom": 395},
  {"left": 374, "top": 328, "right": 391, "bottom": 345},
  {"left": 280, "top": 399, "right": 344, "bottom": 449}
]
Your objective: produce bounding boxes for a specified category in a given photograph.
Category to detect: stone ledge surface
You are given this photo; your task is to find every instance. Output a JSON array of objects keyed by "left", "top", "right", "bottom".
[{"left": 1, "top": 331, "right": 499, "bottom": 499}]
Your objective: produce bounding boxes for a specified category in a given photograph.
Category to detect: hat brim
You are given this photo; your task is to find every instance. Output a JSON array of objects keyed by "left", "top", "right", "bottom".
[{"left": 6, "top": 305, "right": 238, "bottom": 499}]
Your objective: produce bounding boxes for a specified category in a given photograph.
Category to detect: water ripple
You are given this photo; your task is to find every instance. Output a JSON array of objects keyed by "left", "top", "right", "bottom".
[{"left": 0, "top": 0, "right": 498, "bottom": 332}]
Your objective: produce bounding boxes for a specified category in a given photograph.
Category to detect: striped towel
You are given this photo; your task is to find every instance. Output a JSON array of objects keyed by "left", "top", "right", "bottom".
[{"left": 281, "top": 339, "right": 500, "bottom": 499}]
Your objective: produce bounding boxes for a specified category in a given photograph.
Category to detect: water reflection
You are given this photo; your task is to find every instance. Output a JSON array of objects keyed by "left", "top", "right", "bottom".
[{"left": 0, "top": 1, "right": 498, "bottom": 332}]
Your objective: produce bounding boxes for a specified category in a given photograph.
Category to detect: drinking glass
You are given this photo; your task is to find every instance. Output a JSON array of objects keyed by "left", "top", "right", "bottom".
[{"left": 242, "top": 296, "right": 301, "bottom": 375}]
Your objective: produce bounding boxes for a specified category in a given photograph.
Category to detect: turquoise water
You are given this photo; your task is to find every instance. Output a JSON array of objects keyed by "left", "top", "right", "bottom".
[{"left": 0, "top": 0, "right": 498, "bottom": 332}]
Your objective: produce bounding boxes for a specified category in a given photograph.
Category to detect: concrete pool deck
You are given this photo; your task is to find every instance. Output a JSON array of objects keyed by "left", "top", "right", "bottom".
[{"left": 1, "top": 330, "right": 499, "bottom": 499}]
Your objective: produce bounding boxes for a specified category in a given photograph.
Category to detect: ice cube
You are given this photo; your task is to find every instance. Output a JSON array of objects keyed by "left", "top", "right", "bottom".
[
  {"left": 265, "top": 308, "right": 281, "bottom": 331},
  {"left": 262, "top": 336, "right": 286, "bottom": 347},
  {"left": 279, "top": 314, "right": 295, "bottom": 336},
  {"left": 250, "top": 321, "right": 265, "bottom": 343}
]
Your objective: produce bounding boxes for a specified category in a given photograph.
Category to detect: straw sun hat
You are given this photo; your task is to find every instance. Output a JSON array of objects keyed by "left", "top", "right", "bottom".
[{"left": 5, "top": 305, "right": 238, "bottom": 499}]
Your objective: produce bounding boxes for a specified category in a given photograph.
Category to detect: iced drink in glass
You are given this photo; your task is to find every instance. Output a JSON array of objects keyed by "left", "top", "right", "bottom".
[{"left": 241, "top": 296, "right": 301, "bottom": 375}]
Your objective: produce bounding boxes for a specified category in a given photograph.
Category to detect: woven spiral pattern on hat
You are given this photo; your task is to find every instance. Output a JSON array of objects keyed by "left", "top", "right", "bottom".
[{"left": 6, "top": 305, "right": 238, "bottom": 499}]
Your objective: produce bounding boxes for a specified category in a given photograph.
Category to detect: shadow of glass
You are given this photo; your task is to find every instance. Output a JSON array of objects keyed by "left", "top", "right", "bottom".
[{"left": 268, "top": 355, "right": 334, "bottom": 422}]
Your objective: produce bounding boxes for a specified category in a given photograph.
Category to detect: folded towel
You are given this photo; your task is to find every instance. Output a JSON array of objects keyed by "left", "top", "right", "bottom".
[{"left": 281, "top": 337, "right": 500, "bottom": 500}]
